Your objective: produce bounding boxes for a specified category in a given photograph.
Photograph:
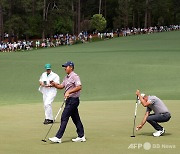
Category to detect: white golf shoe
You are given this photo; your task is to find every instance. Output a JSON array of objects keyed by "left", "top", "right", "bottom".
[
  {"left": 72, "top": 136, "right": 86, "bottom": 142},
  {"left": 153, "top": 128, "right": 165, "bottom": 137},
  {"left": 48, "top": 137, "right": 61, "bottom": 143}
]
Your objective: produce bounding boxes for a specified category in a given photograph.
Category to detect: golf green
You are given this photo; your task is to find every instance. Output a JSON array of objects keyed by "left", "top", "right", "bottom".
[
  {"left": 0, "top": 101, "right": 179, "bottom": 154},
  {"left": 0, "top": 31, "right": 180, "bottom": 153}
]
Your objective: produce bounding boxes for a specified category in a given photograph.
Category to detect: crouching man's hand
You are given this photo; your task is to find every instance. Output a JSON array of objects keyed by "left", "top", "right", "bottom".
[{"left": 136, "top": 124, "right": 143, "bottom": 131}]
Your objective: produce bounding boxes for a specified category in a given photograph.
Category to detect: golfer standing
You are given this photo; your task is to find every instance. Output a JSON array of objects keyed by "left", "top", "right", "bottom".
[
  {"left": 39, "top": 64, "right": 60, "bottom": 124},
  {"left": 136, "top": 90, "right": 171, "bottom": 137},
  {"left": 49, "top": 61, "right": 86, "bottom": 143}
]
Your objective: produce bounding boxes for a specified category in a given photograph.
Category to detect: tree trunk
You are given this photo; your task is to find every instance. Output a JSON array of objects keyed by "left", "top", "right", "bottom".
[
  {"left": 78, "top": 0, "right": 80, "bottom": 34},
  {"left": 132, "top": 11, "right": 135, "bottom": 28},
  {"left": 32, "top": 0, "right": 35, "bottom": 16},
  {"left": 99, "top": 0, "right": 102, "bottom": 14},
  {"left": 104, "top": 0, "right": 107, "bottom": 19},
  {"left": 144, "top": 0, "right": 148, "bottom": 28},
  {"left": 125, "top": 0, "right": 128, "bottom": 28},
  {"left": 148, "top": 11, "right": 151, "bottom": 27},
  {"left": 75, "top": 2, "right": 78, "bottom": 34},
  {"left": 72, "top": 0, "right": 74, "bottom": 35},
  {"left": 173, "top": 12, "right": 176, "bottom": 24},
  {"left": 137, "top": 10, "right": 140, "bottom": 28},
  {"left": 0, "top": 3, "right": 3, "bottom": 41},
  {"left": 42, "top": 0, "right": 46, "bottom": 39},
  {"left": 8, "top": 0, "right": 12, "bottom": 42}
]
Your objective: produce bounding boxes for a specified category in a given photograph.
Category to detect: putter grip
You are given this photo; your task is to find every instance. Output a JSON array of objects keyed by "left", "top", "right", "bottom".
[{"left": 136, "top": 95, "right": 138, "bottom": 103}]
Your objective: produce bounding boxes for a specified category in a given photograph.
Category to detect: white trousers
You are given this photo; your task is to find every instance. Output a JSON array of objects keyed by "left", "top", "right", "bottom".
[{"left": 43, "top": 92, "right": 56, "bottom": 120}]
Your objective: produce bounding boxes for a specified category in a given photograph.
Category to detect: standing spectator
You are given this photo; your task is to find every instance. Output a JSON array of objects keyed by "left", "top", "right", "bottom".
[{"left": 36, "top": 40, "right": 40, "bottom": 49}]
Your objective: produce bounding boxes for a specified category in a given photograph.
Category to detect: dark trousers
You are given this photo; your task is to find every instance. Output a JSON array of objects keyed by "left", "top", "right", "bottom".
[
  {"left": 147, "top": 112, "right": 171, "bottom": 131},
  {"left": 56, "top": 97, "right": 84, "bottom": 139}
]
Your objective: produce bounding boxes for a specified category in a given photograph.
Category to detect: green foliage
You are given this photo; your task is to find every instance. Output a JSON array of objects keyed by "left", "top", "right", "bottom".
[
  {"left": 91, "top": 14, "right": 107, "bottom": 32},
  {"left": 4, "top": 15, "right": 25, "bottom": 34},
  {"left": 43, "top": 0, "right": 73, "bottom": 35},
  {"left": 113, "top": 0, "right": 131, "bottom": 28},
  {"left": 113, "top": 0, "right": 180, "bottom": 28},
  {"left": 0, "top": 0, "right": 179, "bottom": 39},
  {"left": 24, "top": 15, "right": 43, "bottom": 38},
  {"left": 150, "top": 0, "right": 173, "bottom": 25},
  {"left": 54, "top": 17, "right": 72, "bottom": 34}
]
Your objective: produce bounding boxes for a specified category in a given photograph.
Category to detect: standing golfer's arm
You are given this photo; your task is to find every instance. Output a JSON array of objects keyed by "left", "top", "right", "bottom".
[
  {"left": 69, "top": 85, "right": 81, "bottom": 93},
  {"left": 64, "top": 85, "right": 82, "bottom": 98},
  {"left": 51, "top": 81, "right": 64, "bottom": 89},
  {"left": 54, "top": 83, "right": 64, "bottom": 89}
]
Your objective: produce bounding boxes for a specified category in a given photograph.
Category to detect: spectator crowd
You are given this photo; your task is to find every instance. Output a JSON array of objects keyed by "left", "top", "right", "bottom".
[{"left": 0, "top": 25, "right": 179, "bottom": 52}]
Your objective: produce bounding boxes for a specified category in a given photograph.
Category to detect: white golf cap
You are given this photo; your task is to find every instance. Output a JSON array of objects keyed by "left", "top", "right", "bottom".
[
  {"left": 141, "top": 93, "right": 146, "bottom": 98},
  {"left": 137, "top": 93, "right": 146, "bottom": 104}
]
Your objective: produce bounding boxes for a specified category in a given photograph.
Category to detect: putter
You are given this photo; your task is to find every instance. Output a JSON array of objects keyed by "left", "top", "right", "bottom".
[
  {"left": 41, "top": 99, "right": 66, "bottom": 142},
  {"left": 131, "top": 96, "right": 138, "bottom": 137}
]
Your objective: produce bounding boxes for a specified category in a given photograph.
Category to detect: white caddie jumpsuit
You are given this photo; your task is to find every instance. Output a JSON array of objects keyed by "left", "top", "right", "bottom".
[{"left": 39, "top": 71, "right": 60, "bottom": 120}]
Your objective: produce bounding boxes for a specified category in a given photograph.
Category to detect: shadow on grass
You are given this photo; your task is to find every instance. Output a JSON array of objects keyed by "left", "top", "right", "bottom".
[
  {"left": 43, "top": 140, "right": 72, "bottom": 145},
  {"left": 162, "top": 133, "right": 172, "bottom": 136},
  {"left": 138, "top": 132, "right": 172, "bottom": 136},
  {"left": 138, "top": 132, "right": 152, "bottom": 136},
  {"left": 62, "top": 137, "right": 88, "bottom": 143},
  {"left": 47, "top": 137, "right": 87, "bottom": 144}
]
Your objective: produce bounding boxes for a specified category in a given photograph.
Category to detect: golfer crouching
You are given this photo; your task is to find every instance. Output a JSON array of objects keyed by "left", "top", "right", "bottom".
[
  {"left": 136, "top": 89, "right": 171, "bottom": 137},
  {"left": 48, "top": 61, "right": 86, "bottom": 143}
]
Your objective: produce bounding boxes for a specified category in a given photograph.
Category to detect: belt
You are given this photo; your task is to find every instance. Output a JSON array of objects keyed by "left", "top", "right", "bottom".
[
  {"left": 67, "top": 97, "right": 79, "bottom": 100},
  {"left": 160, "top": 112, "right": 170, "bottom": 115}
]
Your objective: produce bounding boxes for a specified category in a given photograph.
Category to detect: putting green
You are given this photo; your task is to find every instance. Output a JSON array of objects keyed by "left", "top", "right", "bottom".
[{"left": 0, "top": 100, "right": 179, "bottom": 154}]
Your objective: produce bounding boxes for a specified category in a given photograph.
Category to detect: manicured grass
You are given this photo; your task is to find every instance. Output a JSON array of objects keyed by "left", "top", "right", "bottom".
[
  {"left": 0, "top": 101, "right": 179, "bottom": 154},
  {"left": 0, "top": 31, "right": 180, "bottom": 153},
  {"left": 0, "top": 31, "right": 180, "bottom": 105}
]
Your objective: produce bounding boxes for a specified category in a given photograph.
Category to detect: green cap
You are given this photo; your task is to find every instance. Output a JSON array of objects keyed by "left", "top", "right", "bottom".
[{"left": 45, "top": 64, "right": 51, "bottom": 69}]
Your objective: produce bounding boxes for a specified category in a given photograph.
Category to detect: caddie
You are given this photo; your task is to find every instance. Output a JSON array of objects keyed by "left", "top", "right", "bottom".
[{"left": 39, "top": 64, "right": 60, "bottom": 124}]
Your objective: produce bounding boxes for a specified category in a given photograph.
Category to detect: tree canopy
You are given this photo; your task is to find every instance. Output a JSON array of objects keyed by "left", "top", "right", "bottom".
[
  {"left": 0, "top": 0, "right": 179, "bottom": 41},
  {"left": 91, "top": 14, "right": 107, "bottom": 32}
]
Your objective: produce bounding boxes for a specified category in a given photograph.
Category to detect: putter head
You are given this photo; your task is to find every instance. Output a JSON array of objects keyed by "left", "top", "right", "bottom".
[
  {"left": 130, "top": 135, "right": 135, "bottom": 137},
  {"left": 41, "top": 139, "right": 47, "bottom": 142}
]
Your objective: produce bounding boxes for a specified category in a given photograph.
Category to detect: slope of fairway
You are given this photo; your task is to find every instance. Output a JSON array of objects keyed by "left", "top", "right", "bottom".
[
  {"left": 0, "top": 101, "right": 179, "bottom": 154},
  {"left": 0, "top": 31, "right": 180, "bottom": 104}
]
